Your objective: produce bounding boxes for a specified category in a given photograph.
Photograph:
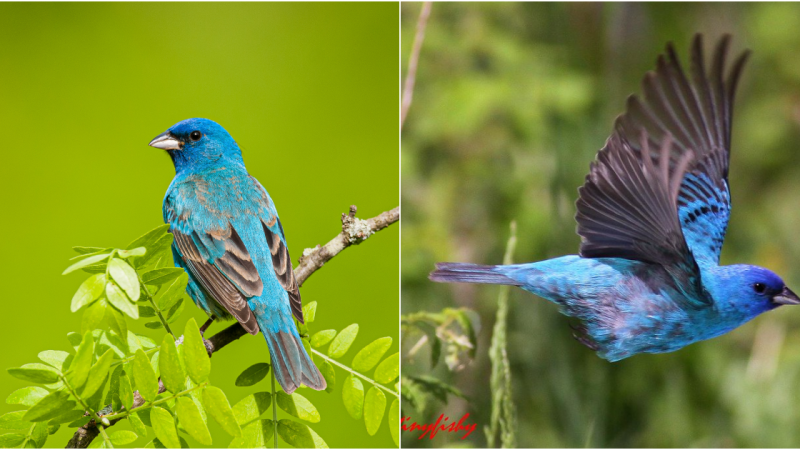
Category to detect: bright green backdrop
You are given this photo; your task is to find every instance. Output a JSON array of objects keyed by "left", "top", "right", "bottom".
[
  {"left": 402, "top": 2, "right": 800, "bottom": 448},
  {"left": 0, "top": 3, "right": 398, "bottom": 448}
]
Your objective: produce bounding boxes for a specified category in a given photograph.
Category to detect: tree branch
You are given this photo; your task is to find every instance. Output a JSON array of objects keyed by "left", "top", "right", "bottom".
[
  {"left": 400, "top": 1, "right": 432, "bottom": 129},
  {"left": 66, "top": 205, "right": 399, "bottom": 448}
]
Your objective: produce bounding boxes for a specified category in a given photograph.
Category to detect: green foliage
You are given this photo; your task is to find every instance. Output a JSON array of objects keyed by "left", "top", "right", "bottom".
[
  {"left": 234, "top": 363, "right": 271, "bottom": 387},
  {"left": 3, "top": 223, "right": 400, "bottom": 448}
]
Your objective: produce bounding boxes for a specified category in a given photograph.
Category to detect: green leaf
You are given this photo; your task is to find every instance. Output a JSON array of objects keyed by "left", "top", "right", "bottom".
[
  {"left": 6, "top": 387, "right": 48, "bottom": 408},
  {"left": 241, "top": 419, "right": 274, "bottom": 448},
  {"left": 71, "top": 274, "right": 106, "bottom": 312},
  {"left": 63, "top": 253, "right": 111, "bottom": 275},
  {"left": 81, "top": 299, "right": 107, "bottom": 335},
  {"left": 82, "top": 349, "right": 114, "bottom": 398},
  {"left": 67, "top": 416, "right": 92, "bottom": 429},
  {"left": 0, "top": 433, "right": 26, "bottom": 448},
  {"left": 373, "top": 352, "right": 399, "bottom": 384},
  {"left": 8, "top": 364, "right": 59, "bottom": 384},
  {"left": 232, "top": 392, "right": 272, "bottom": 426},
  {"left": 0, "top": 412, "right": 30, "bottom": 433},
  {"left": 46, "top": 422, "right": 60, "bottom": 435},
  {"left": 328, "top": 324, "right": 359, "bottom": 358},
  {"left": 118, "top": 247, "right": 146, "bottom": 259},
  {"left": 108, "top": 258, "right": 140, "bottom": 301},
  {"left": 145, "top": 321, "right": 164, "bottom": 330},
  {"left": 73, "top": 246, "right": 107, "bottom": 255},
  {"left": 141, "top": 268, "right": 186, "bottom": 286},
  {"left": 127, "top": 224, "right": 170, "bottom": 249},
  {"left": 234, "top": 363, "right": 270, "bottom": 387},
  {"left": 202, "top": 386, "right": 241, "bottom": 437},
  {"left": 128, "top": 412, "right": 146, "bottom": 437},
  {"left": 134, "top": 233, "right": 173, "bottom": 269},
  {"left": 29, "top": 421, "right": 48, "bottom": 448},
  {"left": 133, "top": 349, "right": 159, "bottom": 402},
  {"left": 342, "top": 375, "right": 364, "bottom": 419},
  {"left": 150, "top": 406, "right": 180, "bottom": 449},
  {"left": 175, "top": 397, "right": 212, "bottom": 445},
  {"left": 119, "top": 374, "right": 133, "bottom": 410},
  {"left": 308, "top": 426, "right": 328, "bottom": 449},
  {"left": 388, "top": 399, "right": 399, "bottom": 446},
  {"left": 363, "top": 386, "right": 386, "bottom": 436},
  {"left": 23, "top": 391, "right": 75, "bottom": 422},
  {"left": 319, "top": 360, "right": 335, "bottom": 394},
  {"left": 103, "top": 308, "right": 128, "bottom": 354},
  {"left": 150, "top": 351, "right": 161, "bottom": 380},
  {"left": 276, "top": 419, "right": 315, "bottom": 448},
  {"left": 302, "top": 301, "right": 317, "bottom": 323},
  {"left": 49, "top": 409, "right": 85, "bottom": 425},
  {"left": 109, "top": 430, "right": 138, "bottom": 445},
  {"left": 138, "top": 305, "right": 157, "bottom": 318},
  {"left": 159, "top": 335, "right": 185, "bottom": 394},
  {"left": 106, "top": 283, "right": 139, "bottom": 320},
  {"left": 155, "top": 274, "right": 188, "bottom": 311},
  {"left": 310, "top": 330, "right": 336, "bottom": 348},
  {"left": 37, "top": 351, "right": 71, "bottom": 373},
  {"left": 68, "top": 331, "right": 94, "bottom": 389},
  {"left": 352, "top": 337, "right": 392, "bottom": 372},
  {"left": 165, "top": 298, "right": 185, "bottom": 323},
  {"left": 183, "top": 319, "right": 210, "bottom": 384},
  {"left": 276, "top": 392, "right": 320, "bottom": 423}
]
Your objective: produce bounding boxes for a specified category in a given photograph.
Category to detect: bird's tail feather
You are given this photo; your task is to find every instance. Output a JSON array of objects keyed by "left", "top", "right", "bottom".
[
  {"left": 262, "top": 328, "right": 326, "bottom": 394},
  {"left": 429, "top": 262, "right": 522, "bottom": 286}
]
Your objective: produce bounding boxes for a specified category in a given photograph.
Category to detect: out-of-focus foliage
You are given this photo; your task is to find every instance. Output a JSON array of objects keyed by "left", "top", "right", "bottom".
[{"left": 402, "top": 2, "right": 800, "bottom": 447}]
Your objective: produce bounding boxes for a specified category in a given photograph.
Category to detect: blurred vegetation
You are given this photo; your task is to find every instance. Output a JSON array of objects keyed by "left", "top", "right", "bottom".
[{"left": 401, "top": 2, "right": 800, "bottom": 448}]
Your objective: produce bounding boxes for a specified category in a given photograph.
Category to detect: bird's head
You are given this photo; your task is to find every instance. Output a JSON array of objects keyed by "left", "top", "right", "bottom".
[
  {"left": 715, "top": 265, "right": 800, "bottom": 316},
  {"left": 149, "top": 118, "right": 244, "bottom": 174}
]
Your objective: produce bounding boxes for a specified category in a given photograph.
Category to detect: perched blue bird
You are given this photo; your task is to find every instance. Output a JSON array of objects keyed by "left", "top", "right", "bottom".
[
  {"left": 149, "top": 118, "right": 325, "bottom": 393},
  {"left": 430, "top": 35, "right": 800, "bottom": 361}
]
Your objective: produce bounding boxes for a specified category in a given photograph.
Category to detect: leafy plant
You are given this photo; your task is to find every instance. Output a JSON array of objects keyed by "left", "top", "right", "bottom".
[
  {"left": 2, "top": 224, "right": 399, "bottom": 448},
  {"left": 400, "top": 307, "right": 478, "bottom": 414}
]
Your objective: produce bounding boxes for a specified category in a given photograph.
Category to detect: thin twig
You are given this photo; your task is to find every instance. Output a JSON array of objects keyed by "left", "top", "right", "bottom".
[
  {"left": 311, "top": 349, "right": 398, "bottom": 398},
  {"left": 400, "top": 1, "right": 432, "bottom": 129},
  {"left": 66, "top": 205, "right": 399, "bottom": 448}
]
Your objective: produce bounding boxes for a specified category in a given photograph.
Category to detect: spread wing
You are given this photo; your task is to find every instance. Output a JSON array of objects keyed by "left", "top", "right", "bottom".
[
  {"left": 615, "top": 34, "right": 750, "bottom": 265},
  {"left": 576, "top": 131, "right": 708, "bottom": 307},
  {"left": 172, "top": 224, "right": 262, "bottom": 335}
]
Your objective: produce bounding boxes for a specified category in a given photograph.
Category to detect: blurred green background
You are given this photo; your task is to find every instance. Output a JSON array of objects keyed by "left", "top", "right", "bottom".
[
  {"left": 402, "top": 2, "right": 800, "bottom": 448},
  {"left": 0, "top": 3, "right": 397, "bottom": 448}
]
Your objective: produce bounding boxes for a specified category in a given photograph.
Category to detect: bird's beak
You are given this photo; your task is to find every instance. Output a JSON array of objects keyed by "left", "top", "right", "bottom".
[
  {"left": 148, "top": 131, "right": 182, "bottom": 150},
  {"left": 773, "top": 286, "right": 800, "bottom": 305}
]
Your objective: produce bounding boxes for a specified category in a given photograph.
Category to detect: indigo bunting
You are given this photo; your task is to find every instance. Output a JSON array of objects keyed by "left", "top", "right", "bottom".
[
  {"left": 149, "top": 118, "right": 325, "bottom": 393},
  {"left": 430, "top": 35, "right": 800, "bottom": 361}
]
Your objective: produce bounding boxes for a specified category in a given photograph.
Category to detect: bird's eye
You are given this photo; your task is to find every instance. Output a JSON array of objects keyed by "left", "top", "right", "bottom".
[
  {"left": 189, "top": 131, "right": 202, "bottom": 142},
  {"left": 754, "top": 283, "right": 767, "bottom": 294}
]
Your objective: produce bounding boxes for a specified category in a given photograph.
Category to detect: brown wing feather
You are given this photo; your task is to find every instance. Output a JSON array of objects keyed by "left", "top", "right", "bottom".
[
  {"left": 173, "top": 228, "right": 261, "bottom": 335},
  {"left": 262, "top": 219, "right": 304, "bottom": 324}
]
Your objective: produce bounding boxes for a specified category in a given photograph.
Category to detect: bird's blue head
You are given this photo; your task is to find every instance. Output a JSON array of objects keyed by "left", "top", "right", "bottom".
[
  {"left": 148, "top": 118, "right": 245, "bottom": 175},
  {"left": 712, "top": 265, "right": 800, "bottom": 317}
]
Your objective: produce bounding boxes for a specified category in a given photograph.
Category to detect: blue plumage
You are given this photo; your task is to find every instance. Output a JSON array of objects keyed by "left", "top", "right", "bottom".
[
  {"left": 430, "top": 35, "right": 800, "bottom": 360},
  {"left": 150, "top": 118, "right": 324, "bottom": 393}
]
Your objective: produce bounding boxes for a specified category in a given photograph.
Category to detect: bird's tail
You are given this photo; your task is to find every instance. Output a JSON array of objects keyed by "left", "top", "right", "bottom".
[
  {"left": 260, "top": 325, "right": 326, "bottom": 394},
  {"left": 429, "top": 262, "right": 522, "bottom": 286}
]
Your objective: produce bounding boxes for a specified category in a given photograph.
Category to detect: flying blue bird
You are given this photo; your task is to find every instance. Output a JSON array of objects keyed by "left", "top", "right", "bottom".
[
  {"left": 430, "top": 35, "right": 800, "bottom": 361},
  {"left": 149, "top": 118, "right": 325, "bottom": 393}
]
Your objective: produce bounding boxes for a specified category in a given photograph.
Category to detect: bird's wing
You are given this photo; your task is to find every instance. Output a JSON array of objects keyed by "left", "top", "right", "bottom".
[
  {"left": 251, "top": 176, "right": 305, "bottom": 324},
  {"left": 172, "top": 224, "right": 262, "bottom": 335},
  {"left": 614, "top": 34, "right": 750, "bottom": 265}
]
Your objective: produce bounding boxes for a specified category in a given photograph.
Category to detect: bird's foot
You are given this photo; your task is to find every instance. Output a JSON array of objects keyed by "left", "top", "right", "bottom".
[{"left": 199, "top": 317, "right": 215, "bottom": 337}]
